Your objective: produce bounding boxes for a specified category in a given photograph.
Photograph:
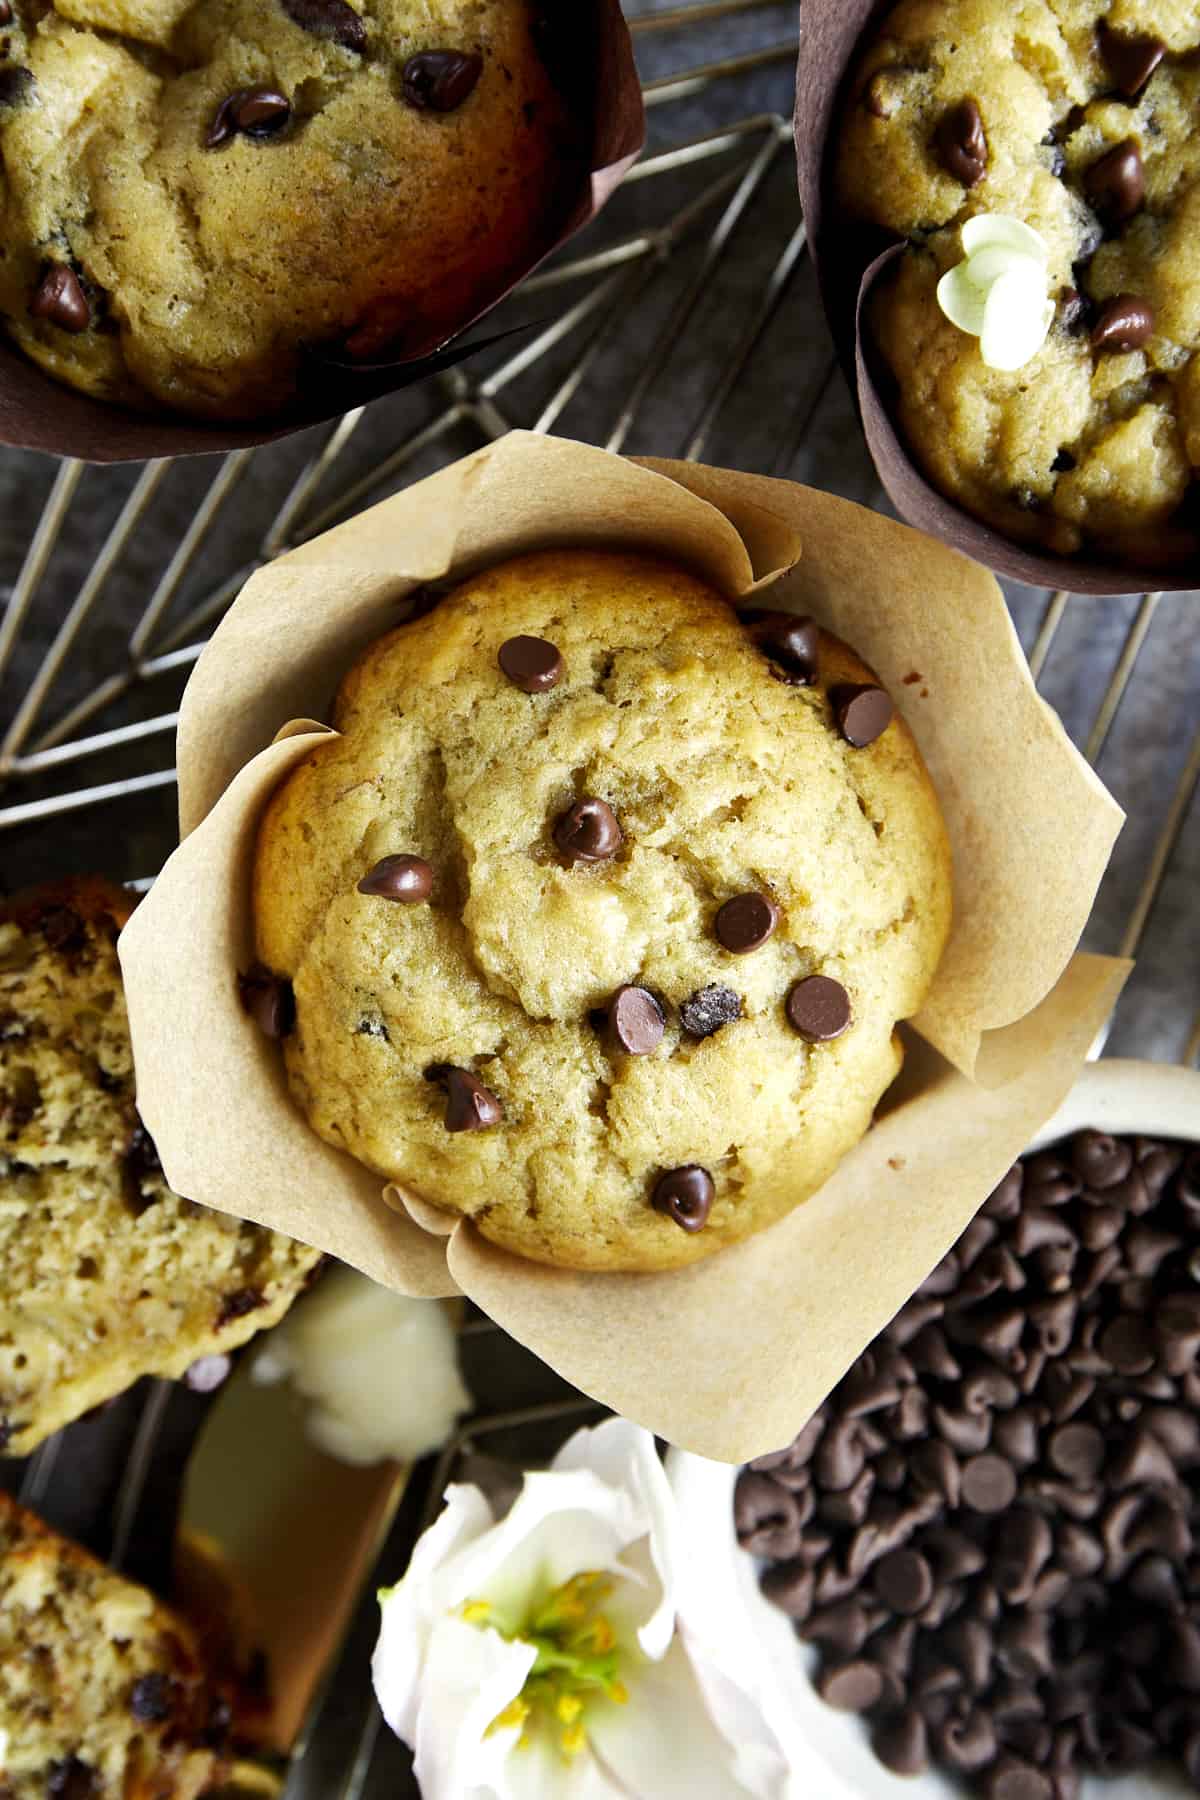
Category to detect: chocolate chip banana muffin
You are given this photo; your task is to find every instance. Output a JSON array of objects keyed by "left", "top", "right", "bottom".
[
  {"left": 0, "top": 1491, "right": 228, "bottom": 1800},
  {"left": 252, "top": 549, "right": 952, "bottom": 1274},
  {"left": 0, "top": 878, "right": 322, "bottom": 1454},
  {"left": 0, "top": 1, "right": 582, "bottom": 419},
  {"left": 835, "top": 0, "right": 1200, "bottom": 564},
  {"left": 738, "top": 1129, "right": 1200, "bottom": 1797}
]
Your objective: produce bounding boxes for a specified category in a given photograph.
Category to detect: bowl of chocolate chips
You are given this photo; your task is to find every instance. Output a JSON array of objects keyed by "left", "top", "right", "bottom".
[{"left": 698, "top": 1059, "right": 1200, "bottom": 1800}]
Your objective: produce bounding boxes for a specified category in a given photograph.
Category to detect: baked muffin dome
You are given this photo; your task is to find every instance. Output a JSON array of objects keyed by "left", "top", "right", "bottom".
[
  {"left": 834, "top": 0, "right": 1200, "bottom": 564},
  {"left": 253, "top": 550, "right": 953, "bottom": 1273},
  {"left": 0, "top": 0, "right": 580, "bottom": 419}
]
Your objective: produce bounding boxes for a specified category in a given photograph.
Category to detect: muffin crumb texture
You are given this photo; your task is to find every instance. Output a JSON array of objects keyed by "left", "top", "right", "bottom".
[
  {"left": 0, "top": 1492, "right": 227, "bottom": 1799},
  {"left": 0, "top": 878, "right": 322, "bottom": 1456},
  {"left": 253, "top": 550, "right": 952, "bottom": 1273},
  {"left": 0, "top": 1, "right": 580, "bottom": 418},
  {"left": 836, "top": 0, "right": 1200, "bottom": 563}
]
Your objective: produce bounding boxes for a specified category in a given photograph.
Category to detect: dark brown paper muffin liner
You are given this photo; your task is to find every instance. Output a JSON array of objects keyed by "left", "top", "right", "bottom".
[
  {"left": 0, "top": 0, "right": 643, "bottom": 465},
  {"left": 794, "top": 0, "right": 1200, "bottom": 596}
]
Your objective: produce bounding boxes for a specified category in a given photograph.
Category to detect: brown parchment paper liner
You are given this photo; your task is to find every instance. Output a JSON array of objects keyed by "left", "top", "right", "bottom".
[
  {"left": 0, "top": 0, "right": 642, "bottom": 465},
  {"left": 120, "top": 432, "right": 1128, "bottom": 1461},
  {"left": 794, "top": 0, "right": 1199, "bottom": 596}
]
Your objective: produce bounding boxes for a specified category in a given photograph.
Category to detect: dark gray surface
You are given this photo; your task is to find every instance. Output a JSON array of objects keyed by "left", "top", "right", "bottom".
[{"left": 0, "top": 2, "right": 1198, "bottom": 1794}]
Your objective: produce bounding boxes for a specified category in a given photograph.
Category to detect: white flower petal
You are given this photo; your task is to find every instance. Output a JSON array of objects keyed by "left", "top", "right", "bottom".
[
  {"left": 438, "top": 1467, "right": 644, "bottom": 1628},
  {"left": 413, "top": 1615, "right": 537, "bottom": 1800},
  {"left": 964, "top": 243, "right": 1033, "bottom": 289},
  {"left": 980, "top": 268, "right": 1054, "bottom": 371},
  {"left": 962, "top": 212, "right": 1049, "bottom": 264},
  {"left": 373, "top": 1482, "right": 496, "bottom": 1742},
  {"left": 510, "top": 1734, "right": 631, "bottom": 1800},
  {"left": 937, "top": 262, "right": 989, "bottom": 336},
  {"left": 590, "top": 1637, "right": 756, "bottom": 1798},
  {"left": 666, "top": 1450, "right": 860, "bottom": 1799},
  {"left": 554, "top": 1420, "right": 678, "bottom": 1660}
]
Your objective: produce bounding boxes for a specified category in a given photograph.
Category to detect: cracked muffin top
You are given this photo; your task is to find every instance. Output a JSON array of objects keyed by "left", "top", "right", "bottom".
[
  {"left": 0, "top": 0, "right": 581, "bottom": 419},
  {"left": 834, "top": 0, "right": 1200, "bottom": 566},
  {"left": 251, "top": 549, "right": 953, "bottom": 1274}
]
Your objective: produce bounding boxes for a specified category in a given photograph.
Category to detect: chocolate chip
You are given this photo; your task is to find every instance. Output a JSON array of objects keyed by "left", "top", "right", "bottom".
[
  {"left": 217, "top": 1288, "right": 264, "bottom": 1327},
  {"left": 357, "top": 854, "right": 434, "bottom": 902},
  {"left": 207, "top": 88, "right": 291, "bottom": 149},
  {"left": 0, "top": 3, "right": 12, "bottom": 22},
  {"left": 0, "top": 66, "right": 34, "bottom": 107},
  {"left": 821, "top": 1465, "right": 876, "bottom": 1526},
  {"left": 961, "top": 1452, "right": 1018, "bottom": 1513},
  {"left": 742, "top": 609, "right": 819, "bottom": 684},
  {"left": 553, "top": 796, "right": 622, "bottom": 865},
  {"left": 993, "top": 1407, "right": 1040, "bottom": 1467},
  {"left": 935, "top": 98, "right": 988, "bottom": 186},
  {"left": 873, "top": 1708, "right": 929, "bottom": 1776},
  {"left": 402, "top": 49, "right": 483, "bottom": 112},
  {"left": 909, "top": 1439, "right": 961, "bottom": 1509},
  {"left": 607, "top": 985, "right": 664, "bottom": 1055},
  {"left": 817, "top": 1418, "right": 867, "bottom": 1492},
  {"left": 652, "top": 1165, "right": 713, "bottom": 1233},
  {"left": 1110, "top": 1426, "right": 1179, "bottom": 1490},
  {"left": 1051, "top": 449, "right": 1077, "bottom": 473},
  {"left": 680, "top": 984, "right": 742, "bottom": 1039},
  {"left": 280, "top": 0, "right": 367, "bottom": 51},
  {"left": 807, "top": 1597, "right": 876, "bottom": 1656},
  {"left": 1084, "top": 139, "right": 1145, "bottom": 222},
  {"left": 874, "top": 1549, "right": 933, "bottom": 1615},
  {"left": 819, "top": 1659, "right": 885, "bottom": 1711},
  {"left": 46, "top": 1760, "right": 97, "bottom": 1800},
  {"left": 1048, "top": 1422, "right": 1106, "bottom": 1484},
  {"left": 29, "top": 264, "right": 90, "bottom": 334},
  {"left": 129, "top": 1673, "right": 175, "bottom": 1723},
  {"left": 735, "top": 1471, "right": 804, "bottom": 1554},
  {"left": 714, "top": 892, "right": 779, "bottom": 955},
  {"left": 833, "top": 684, "right": 894, "bottom": 748},
  {"left": 1071, "top": 1130, "right": 1133, "bottom": 1190},
  {"left": 1099, "top": 1314, "right": 1155, "bottom": 1374},
  {"left": 939, "top": 1707, "right": 998, "bottom": 1770},
  {"left": 786, "top": 975, "right": 851, "bottom": 1042},
  {"left": 184, "top": 1354, "right": 232, "bottom": 1394},
  {"left": 761, "top": 1560, "right": 814, "bottom": 1619},
  {"left": 435, "top": 1067, "right": 502, "bottom": 1134},
  {"left": 986, "top": 1756, "right": 1052, "bottom": 1799},
  {"left": 237, "top": 965, "right": 295, "bottom": 1039},
  {"left": 498, "top": 635, "right": 564, "bottom": 693},
  {"left": 1098, "top": 22, "right": 1165, "bottom": 100}
]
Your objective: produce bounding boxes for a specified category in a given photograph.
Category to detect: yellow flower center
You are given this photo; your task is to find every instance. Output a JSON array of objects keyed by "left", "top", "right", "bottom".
[{"left": 466, "top": 1571, "right": 629, "bottom": 1760}]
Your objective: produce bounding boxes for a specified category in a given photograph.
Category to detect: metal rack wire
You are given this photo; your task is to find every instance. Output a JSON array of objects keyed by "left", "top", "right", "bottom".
[{"left": 0, "top": 0, "right": 1198, "bottom": 1794}]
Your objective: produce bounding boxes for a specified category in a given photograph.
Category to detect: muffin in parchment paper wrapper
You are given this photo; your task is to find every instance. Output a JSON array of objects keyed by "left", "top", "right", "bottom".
[
  {"left": 0, "top": 0, "right": 642, "bottom": 465},
  {"left": 119, "top": 432, "right": 1128, "bottom": 1461},
  {"left": 793, "top": 0, "right": 1198, "bottom": 597}
]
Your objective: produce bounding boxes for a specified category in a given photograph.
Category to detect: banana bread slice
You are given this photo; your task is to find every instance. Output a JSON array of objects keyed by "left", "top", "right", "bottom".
[
  {"left": 0, "top": 1490, "right": 228, "bottom": 1798},
  {"left": 0, "top": 877, "right": 322, "bottom": 1456}
]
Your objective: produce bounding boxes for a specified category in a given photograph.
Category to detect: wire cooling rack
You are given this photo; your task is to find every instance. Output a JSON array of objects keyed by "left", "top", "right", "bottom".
[{"left": 0, "top": 1, "right": 1198, "bottom": 1795}]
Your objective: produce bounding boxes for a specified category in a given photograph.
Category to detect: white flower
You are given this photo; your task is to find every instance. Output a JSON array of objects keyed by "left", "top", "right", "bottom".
[
  {"left": 252, "top": 1265, "right": 469, "bottom": 1466},
  {"left": 936, "top": 214, "right": 1055, "bottom": 372},
  {"left": 372, "top": 1418, "right": 799, "bottom": 1799}
]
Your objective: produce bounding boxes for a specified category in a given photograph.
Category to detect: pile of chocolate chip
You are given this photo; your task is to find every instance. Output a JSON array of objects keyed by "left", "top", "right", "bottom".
[{"left": 736, "top": 1129, "right": 1200, "bottom": 1800}]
